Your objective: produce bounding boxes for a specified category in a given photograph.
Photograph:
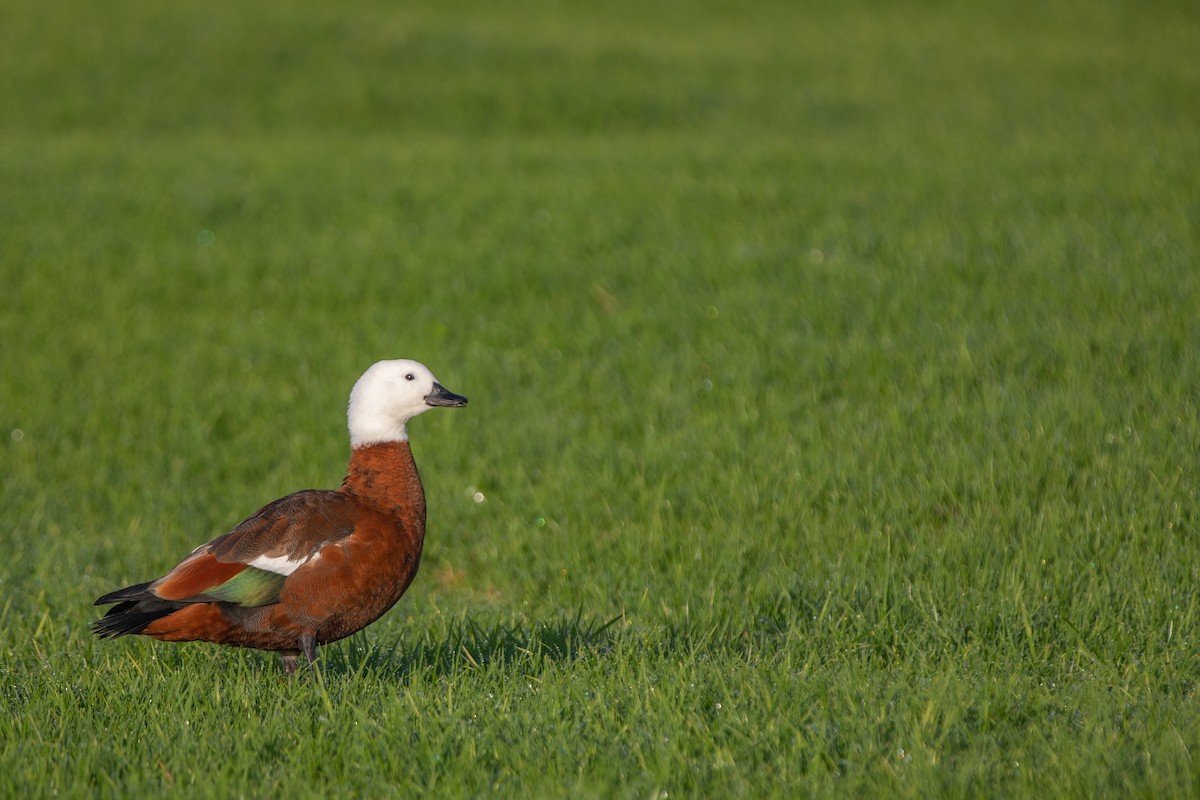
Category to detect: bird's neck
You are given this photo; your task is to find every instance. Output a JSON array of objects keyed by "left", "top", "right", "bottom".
[{"left": 341, "top": 441, "right": 426, "bottom": 525}]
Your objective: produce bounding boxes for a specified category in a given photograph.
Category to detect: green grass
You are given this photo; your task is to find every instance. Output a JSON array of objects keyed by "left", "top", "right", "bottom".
[{"left": 2, "top": 0, "right": 1198, "bottom": 795}]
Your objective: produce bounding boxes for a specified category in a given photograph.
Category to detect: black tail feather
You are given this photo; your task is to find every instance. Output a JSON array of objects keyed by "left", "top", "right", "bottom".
[
  {"left": 94, "top": 580, "right": 156, "bottom": 606},
  {"left": 93, "top": 582, "right": 185, "bottom": 638}
]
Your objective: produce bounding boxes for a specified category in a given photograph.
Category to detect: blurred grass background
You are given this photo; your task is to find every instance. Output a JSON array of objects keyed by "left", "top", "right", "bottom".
[{"left": 1, "top": 0, "right": 1198, "bottom": 796}]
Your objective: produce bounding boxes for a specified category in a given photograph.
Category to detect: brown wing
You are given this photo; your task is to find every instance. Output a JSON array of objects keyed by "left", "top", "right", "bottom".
[
  {"left": 151, "top": 490, "right": 361, "bottom": 601},
  {"left": 208, "top": 490, "right": 359, "bottom": 563}
]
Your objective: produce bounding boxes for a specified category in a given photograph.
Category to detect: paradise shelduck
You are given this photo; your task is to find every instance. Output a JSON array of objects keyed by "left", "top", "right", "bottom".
[{"left": 93, "top": 359, "right": 467, "bottom": 675}]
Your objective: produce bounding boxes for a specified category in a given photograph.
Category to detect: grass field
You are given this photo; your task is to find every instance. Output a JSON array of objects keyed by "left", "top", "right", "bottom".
[{"left": 2, "top": 0, "right": 1198, "bottom": 796}]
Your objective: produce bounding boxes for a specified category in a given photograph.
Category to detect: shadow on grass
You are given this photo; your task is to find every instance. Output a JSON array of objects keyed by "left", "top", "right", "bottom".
[
  {"left": 311, "top": 591, "right": 807, "bottom": 682},
  {"left": 313, "top": 608, "right": 621, "bottom": 681},
  {"left": 250, "top": 588, "right": 812, "bottom": 680}
]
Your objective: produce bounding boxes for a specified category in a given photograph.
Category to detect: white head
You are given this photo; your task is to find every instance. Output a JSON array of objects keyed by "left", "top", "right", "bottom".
[{"left": 347, "top": 359, "right": 468, "bottom": 447}]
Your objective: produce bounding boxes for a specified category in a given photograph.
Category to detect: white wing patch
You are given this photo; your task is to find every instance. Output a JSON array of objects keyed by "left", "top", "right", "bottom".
[{"left": 248, "top": 552, "right": 315, "bottom": 576}]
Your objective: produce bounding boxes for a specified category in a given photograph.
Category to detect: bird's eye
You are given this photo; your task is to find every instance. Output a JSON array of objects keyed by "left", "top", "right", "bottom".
[{"left": 405, "top": 373, "right": 415, "bottom": 381}]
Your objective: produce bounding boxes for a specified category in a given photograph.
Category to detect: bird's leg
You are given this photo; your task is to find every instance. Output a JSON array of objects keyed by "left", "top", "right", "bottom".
[
  {"left": 280, "top": 650, "right": 300, "bottom": 677},
  {"left": 300, "top": 634, "right": 319, "bottom": 673}
]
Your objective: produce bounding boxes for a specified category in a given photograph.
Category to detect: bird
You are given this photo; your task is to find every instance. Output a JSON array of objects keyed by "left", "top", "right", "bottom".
[{"left": 93, "top": 359, "right": 467, "bottom": 675}]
